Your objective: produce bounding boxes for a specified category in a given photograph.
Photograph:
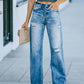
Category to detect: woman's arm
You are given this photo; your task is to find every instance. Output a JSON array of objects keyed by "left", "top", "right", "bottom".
[
  {"left": 22, "top": 0, "right": 35, "bottom": 30},
  {"left": 26, "top": 0, "right": 35, "bottom": 24}
]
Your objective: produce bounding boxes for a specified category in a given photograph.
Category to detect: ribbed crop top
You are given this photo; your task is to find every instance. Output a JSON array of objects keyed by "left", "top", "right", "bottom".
[{"left": 36, "top": 0, "right": 57, "bottom": 2}]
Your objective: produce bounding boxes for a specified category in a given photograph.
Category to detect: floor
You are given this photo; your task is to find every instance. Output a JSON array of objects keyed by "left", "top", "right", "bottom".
[{"left": 0, "top": 1, "right": 84, "bottom": 84}]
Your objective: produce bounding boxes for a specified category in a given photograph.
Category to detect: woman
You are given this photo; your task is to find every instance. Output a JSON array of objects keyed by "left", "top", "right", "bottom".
[{"left": 22, "top": 0, "right": 67, "bottom": 84}]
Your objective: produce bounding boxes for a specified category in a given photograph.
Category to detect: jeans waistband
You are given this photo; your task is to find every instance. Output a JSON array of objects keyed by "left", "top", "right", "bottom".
[{"left": 34, "top": 1, "right": 59, "bottom": 12}]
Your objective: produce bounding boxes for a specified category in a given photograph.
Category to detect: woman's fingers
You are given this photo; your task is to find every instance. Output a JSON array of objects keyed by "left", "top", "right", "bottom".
[
  {"left": 24, "top": 27, "right": 28, "bottom": 32},
  {"left": 48, "top": 3, "right": 59, "bottom": 11},
  {"left": 52, "top": 3, "right": 59, "bottom": 10},
  {"left": 48, "top": 4, "right": 53, "bottom": 9},
  {"left": 22, "top": 24, "right": 25, "bottom": 28},
  {"left": 22, "top": 22, "right": 28, "bottom": 29}
]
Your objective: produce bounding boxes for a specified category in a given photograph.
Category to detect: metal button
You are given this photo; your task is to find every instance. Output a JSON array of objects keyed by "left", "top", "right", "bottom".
[{"left": 45, "top": 5, "right": 48, "bottom": 7}]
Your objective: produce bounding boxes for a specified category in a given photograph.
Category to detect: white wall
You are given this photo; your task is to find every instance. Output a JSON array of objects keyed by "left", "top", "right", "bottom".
[
  {"left": 0, "top": 0, "right": 69, "bottom": 61},
  {"left": 0, "top": 1, "right": 3, "bottom": 48},
  {"left": 0, "top": 1, "right": 3, "bottom": 61},
  {"left": 0, "top": 0, "right": 30, "bottom": 61},
  {"left": 12, "top": 0, "right": 30, "bottom": 50},
  {"left": 0, "top": 1, "right": 14, "bottom": 61},
  {"left": 0, "top": 1, "right": 12, "bottom": 61}
]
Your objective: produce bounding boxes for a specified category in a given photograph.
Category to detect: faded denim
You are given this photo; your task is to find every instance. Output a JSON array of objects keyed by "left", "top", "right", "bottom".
[{"left": 30, "top": 1, "right": 66, "bottom": 84}]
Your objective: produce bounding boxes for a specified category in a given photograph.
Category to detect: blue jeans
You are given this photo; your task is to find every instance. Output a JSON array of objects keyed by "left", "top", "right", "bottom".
[{"left": 30, "top": 1, "right": 66, "bottom": 84}]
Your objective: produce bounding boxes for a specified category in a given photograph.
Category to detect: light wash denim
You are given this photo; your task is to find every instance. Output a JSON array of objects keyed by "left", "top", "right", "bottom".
[{"left": 30, "top": 1, "right": 66, "bottom": 84}]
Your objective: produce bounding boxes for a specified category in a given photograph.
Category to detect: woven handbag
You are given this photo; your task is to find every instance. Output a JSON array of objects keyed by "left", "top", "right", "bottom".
[{"left": 17, "top": 27, "right": 30, "bottom": 45}]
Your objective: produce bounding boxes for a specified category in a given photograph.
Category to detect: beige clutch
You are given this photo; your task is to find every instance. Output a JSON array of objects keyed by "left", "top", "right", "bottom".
[{"left": 18, "top": 27, "right": 30, "bottom": 45}]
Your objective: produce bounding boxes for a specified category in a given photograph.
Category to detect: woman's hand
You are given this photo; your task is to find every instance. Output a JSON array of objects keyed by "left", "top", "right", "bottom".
[
  {"left": 48, "top": 0, "right": 67, "bottom": 11},
  {"left": 21, "top": 0, "right": 35, "bottom": 31},
  {"left": 22, "top": 21, "right": 28, "bottom": 31},
  {"left": 48, "top": 2, "right": 59, "bottom": 11}
]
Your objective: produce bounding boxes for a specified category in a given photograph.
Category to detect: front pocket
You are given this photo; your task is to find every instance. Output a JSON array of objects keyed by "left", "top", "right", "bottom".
[{"left": 33, "top": 4, "right": 41, "bottom": 10}]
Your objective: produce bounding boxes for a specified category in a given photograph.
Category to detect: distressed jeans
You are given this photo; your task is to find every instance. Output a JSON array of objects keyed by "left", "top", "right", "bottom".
[{"left": 30, "top": 1, "right": 66, "bottom": 84}]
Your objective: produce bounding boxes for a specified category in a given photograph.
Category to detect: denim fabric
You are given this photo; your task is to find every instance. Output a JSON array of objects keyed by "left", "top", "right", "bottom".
[{"left": 30, "top": 1, "right": 66, "bottom": 84}]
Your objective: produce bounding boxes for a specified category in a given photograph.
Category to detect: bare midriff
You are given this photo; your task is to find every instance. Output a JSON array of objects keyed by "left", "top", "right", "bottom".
[{"left": 37, "top": 1, "right": 54, "bottom": 4}]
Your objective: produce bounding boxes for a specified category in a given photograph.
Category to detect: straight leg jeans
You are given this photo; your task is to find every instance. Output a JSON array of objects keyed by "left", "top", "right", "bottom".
[{"left": 30, "top": 1, "right": 66, "bottom": 84}]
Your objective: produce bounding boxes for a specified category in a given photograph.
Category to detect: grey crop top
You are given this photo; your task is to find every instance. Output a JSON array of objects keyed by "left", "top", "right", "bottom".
[{"left": 36, "top": 0, "right": 57, "bottom": 2}]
